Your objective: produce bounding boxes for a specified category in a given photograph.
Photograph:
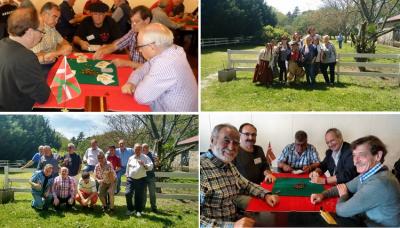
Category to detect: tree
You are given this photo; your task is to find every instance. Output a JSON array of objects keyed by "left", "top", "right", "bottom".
[{"left": 105, "top": 115, "right": 198, "bottom": 171}]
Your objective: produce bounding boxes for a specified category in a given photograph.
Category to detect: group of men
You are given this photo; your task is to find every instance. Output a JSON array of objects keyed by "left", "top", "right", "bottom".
[
  {"left": 201, "top": 123, "right": 400, "bottom": 227},
  {"left": 0, "top": 1, "right": 197, "bottom": 112},
  {"left": 27, "top": 139, "right": 158, "bottom": 217}
]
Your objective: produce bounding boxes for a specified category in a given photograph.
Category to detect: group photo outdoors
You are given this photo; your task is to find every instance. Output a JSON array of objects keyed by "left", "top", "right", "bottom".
[{"left": 1, "top": 0, "right": 400, "bottom": 227}]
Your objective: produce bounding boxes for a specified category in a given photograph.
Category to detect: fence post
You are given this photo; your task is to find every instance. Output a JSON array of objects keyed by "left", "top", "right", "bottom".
[
  {"left": 337, "top": 53, "right": 340, "bottom": 83},
  {"left": 4, "top": 166, "right": 9, "bottom": 189},
  {"left": 227, "top": 49, "right": 232, "bottom": 69}
]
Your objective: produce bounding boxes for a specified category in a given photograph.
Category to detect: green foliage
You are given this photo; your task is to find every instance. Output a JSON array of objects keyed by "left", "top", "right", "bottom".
[
  {"left": 262, "top": 25, "right": 289, "bottom": 42},
  {"left": 0, "top": 116, "right": 61, "bottom": 160},
  {"left": 202, "top": 0, "right": 277, "bottom": 38}
]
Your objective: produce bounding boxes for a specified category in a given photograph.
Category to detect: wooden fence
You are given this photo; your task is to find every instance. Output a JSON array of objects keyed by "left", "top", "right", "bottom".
[
  {"left": 226, "top": 50, "right": 400, "bottom": 84},
  {"left": 3, "top": 166, "right": 198, "bottom": 201},
  {"left": 201, "top": 36, "right": 253, "bottom": 47},
  {"left": 0, "top": 160, "right": 25, "bottom": 168}
]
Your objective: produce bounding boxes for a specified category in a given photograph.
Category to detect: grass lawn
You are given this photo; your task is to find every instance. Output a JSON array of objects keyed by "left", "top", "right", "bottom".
[
  {"left": 0, "top": 172, "right": 198, "bottom": 228},
  {"left": 201, "top": 41, "right": 400, "bottom": 111}
]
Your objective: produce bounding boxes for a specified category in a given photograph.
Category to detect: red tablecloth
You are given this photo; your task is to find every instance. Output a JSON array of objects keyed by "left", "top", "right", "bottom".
[
  {"left": 246, "top": 173, "right": 338, "bottom": 212},
  {"left": 34, "top": 53, "right": 151, "bottom": 111}
]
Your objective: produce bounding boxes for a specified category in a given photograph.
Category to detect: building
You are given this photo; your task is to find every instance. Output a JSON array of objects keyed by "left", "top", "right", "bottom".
[{"left": 378, "top": 14, "right": 400, "bottom": 47}]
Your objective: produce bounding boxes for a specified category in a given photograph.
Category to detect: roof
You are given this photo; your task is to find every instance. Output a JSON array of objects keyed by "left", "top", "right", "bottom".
[
  {"left": 177, "top": 136, "right": 198, "bottom": 145},
  {"left": 387, "top": 14, "right": 400, "bottom": 22}
]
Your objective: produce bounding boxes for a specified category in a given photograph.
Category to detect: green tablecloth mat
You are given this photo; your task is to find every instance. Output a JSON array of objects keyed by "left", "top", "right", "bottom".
[
  {"left": 67, "top": 58, "right": 119, "bottom": 86},
  {"left": 271, "top": 178, "right": 324, "bottom": 196}
]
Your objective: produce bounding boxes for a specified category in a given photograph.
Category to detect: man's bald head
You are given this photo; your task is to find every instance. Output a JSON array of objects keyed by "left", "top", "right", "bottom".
[{"left": 139, "top": 23, "right": 174, "bottom": 49}]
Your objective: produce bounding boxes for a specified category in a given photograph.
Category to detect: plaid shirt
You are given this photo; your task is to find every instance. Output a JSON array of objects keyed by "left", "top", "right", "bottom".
[
  {"left": 278, "top": 143, "right": 320, "bottom": 169},
  {"left": 200, "top": 151, "right": 270, "bottom": 227},
  {"left": 95, "top": 161, "right": 116, "bottom": 184},
  {"left": 115, "top": 30, "right": 146, "bottom": 64},
  {"left": 52, "top": 176, "right": 75, "bottom": 199}
]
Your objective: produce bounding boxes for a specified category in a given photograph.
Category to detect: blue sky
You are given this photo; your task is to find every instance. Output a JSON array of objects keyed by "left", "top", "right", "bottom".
[
  {"left": 265, "top": 0, "right": 323, "bottom": 14},
  {"left": 43, "top": 114, "right": 108, "bottom": 139}
]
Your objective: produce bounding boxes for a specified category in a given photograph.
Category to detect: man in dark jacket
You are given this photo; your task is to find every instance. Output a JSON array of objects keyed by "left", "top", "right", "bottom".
[
  {"left": 309, "top": 128, "right": 357, "bottom": 184},
  {"left": 0, "top": 7, "right": 50, "bottom": 111}
]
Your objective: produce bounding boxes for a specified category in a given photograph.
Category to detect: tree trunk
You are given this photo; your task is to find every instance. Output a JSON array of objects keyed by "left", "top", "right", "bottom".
[{"left": 350, "top": 22, "right": 376, "bottom": 72}]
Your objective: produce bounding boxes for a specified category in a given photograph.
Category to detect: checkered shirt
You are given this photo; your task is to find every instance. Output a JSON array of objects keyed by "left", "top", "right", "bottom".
[
  {"left": 52, "top": 176, "right": 76, "bottom": 199},
  {"left": 277, "top": 143, "right": 320, "bottom": 169},
  {"left": 115, "top": 30, "right": 146, "bottom": 63}
]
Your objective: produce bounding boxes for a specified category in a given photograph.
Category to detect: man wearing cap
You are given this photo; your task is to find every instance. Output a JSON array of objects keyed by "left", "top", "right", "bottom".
[{"left": 73, "top": 2, "right": 122, "bottom": 51}]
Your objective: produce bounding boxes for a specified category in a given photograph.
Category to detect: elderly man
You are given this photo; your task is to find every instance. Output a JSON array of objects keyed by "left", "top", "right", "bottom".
[
  {"left": 38, "top": 145, "right": 60, "bottom": 178},
  {"left": 52, "top": 167, "right": 76, "bottom": 210},
  {"left": 151, "top": 0, "right": 183, "bottom": 30},
  {"left": 106, "top": 145, "right": 121, "bottom": 194},
  {"left": 311, "top": 135, "right": 400, "bottom": 226},
  {"left": 93, "top": 5, "right": 152, "bottom": 69},
  {"left": 0, "top": 7, "right": 50, "bottom": 111},
  {"left": 56, "top": 0, "right": 86, "bottom": 42},
  {"left": 62, "top": 143, "right": 82, "bottom": 182},
  {"left": 309, "top": 128, "right": 357, "bottom": 185},
  {"left": 32, "top": 2, "right": 72, "bottom": 75},
  {"left": 83, "top": 139, "right": 103, "bottom": 172},
  {"left": 233, "top": 123, "right": 275, "bottom": 185},
  {"left": 73, "top": 2, "right": 122, "bottom": 51},
  {"left": 142, "top": 143, "right": 157, "bottom": 212},
  {"left": 21, "top": 145, "right": 44, "bottom": 169},
  {"left": 121, "top": 23, "right": 198, "bottom": 112},
  {"left": 29, "top": 164, "right": 54, "bottom": 210},
  {"left": 201, "top": 124, "right": 279, "bottom": 227},
  {"left": 125, "top": 143, "right": 153, "bottom": 217},
  {"left": 95, "top": 151, "right": 116, "bottom": 212},
  {"left": 75, "top": 171, "right": 98, "bottom": 208},
  {"left": 277, "top": 130, "right": 320, "bottom": 173},
  {"left": 115, "top": 139, "right": 133, "bottom": 194}
]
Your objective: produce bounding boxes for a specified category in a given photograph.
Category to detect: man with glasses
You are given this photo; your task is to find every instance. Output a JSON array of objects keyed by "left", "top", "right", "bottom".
[
  {"left": 121, "top": 23, "right": 197, "bottom": 112},
  {"left": 0, "top": 7, "right": 50, "bottom": 111},
  {"left": 32, "top": 2, "right": 72, "bottom": 76},
  {"left": 278, "top": 130, "right": 320, "bottom": 173},
  {"left": 233, "top": 123, "right": 276, "bottom": 185},
  {"left": 201, "top": 124, "right": 279, "bottom": 227},
  {"left": 73, "top": 2, "right": 121, "bottom": 51},
  {"left": 62, "top": 143, "right": 82, "bottom": 184},
  {"left": 93, "top": 5, "right": 152, "bottom": 69}
]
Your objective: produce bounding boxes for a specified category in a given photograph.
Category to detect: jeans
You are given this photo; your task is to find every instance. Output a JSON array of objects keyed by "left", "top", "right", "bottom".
[
  {"left": 304, "top": 63, "right": 315, "bottom": 84},
  {"left": 83, "top": 165, "right": 95, "bottom": 173},
  {"left": 125, "top": 177, "right": 146, "bottom": 212},
  {"left": 321, "top": 62, "right": 336, "bottom": 84},
  {"left": 278, "top": 60, "right": 287, "bottom": 82},
  {"left": 116, "top": 166, "right": 126, "bottom": 194},
  {"left": 143, "top": 176, "right": 157, "bottom": 210},
  {"left": 31, "top": 193, "right": 53, "bottom": 210}
]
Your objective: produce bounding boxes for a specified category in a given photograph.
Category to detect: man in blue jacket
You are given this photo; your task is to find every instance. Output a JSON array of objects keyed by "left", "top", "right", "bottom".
[
  {"left": 29, "top": 164, "right": 54, "bottom": 210},
  {"left": 309, "top": 128, "right": 357, "bottom": 184}
]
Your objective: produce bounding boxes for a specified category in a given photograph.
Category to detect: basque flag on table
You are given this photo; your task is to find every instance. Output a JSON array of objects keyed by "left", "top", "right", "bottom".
[{"left": 50, "top": 56, "right": 81, "bottom": 104}]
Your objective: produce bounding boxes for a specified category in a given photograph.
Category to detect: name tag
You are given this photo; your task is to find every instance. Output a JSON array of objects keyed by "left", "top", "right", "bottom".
[
  {"left": 254, "top": 157, "right": 262, "bottom": 165},
  {"left": 86, "top": 34, "right": 95, "bottom": 41}
]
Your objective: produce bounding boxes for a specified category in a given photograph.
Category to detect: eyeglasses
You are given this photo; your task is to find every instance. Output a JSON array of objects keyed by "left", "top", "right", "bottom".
[
  {"left": 240, "top": 132, "right": 257, "bottom": 137},
  {"left": 33, "top": 28, "right": 46, "bottom": 35},
  {"left": 136, "top": 42, "right": 155, "bottom": 50}
]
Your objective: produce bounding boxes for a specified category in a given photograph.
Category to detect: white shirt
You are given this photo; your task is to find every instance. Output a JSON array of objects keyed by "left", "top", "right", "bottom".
[
  {"left": 331, "top": 143, "right": 343, "bottom": 170},
  {"left": 83, "top": 147, "right": 103, "bottom": 166},
  {"left": 126, "top": 153, "right": 153, "bottom": 179}
]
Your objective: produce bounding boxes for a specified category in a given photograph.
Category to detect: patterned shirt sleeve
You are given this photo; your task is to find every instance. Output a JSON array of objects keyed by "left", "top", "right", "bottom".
[
  {"left": 116, "top": 30, "right": 133, "bottom": 50},
  {"left": 309, "top": 145, "right": 320, "bottom": 163},
  {"left": 278, "top": 145, "right": 289, "bottom": 163},
  {"left": 128, "top": 61, "right": 151, "bottom": 85},
  {"left": 233, "top": 165, "right": 269, "bottom": 199}
]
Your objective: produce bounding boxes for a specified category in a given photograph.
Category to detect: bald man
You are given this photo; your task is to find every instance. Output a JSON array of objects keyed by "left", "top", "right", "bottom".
[{"left": 121, "top": 23, "right": 197, "bottom": 112}]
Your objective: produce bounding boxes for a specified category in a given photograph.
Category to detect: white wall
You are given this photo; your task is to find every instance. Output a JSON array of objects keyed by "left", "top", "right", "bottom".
[
  {"left": 32, "top": 0, "right": 198, "bottom": 15},
  {"left": 200, "top": 113, "right": 400, "bottom": 169}
]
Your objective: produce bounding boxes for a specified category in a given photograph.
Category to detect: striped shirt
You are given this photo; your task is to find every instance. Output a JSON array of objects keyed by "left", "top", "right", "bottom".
[
  {"left": 31, "top": 24, "right": 63, "bottom": 55},
  {"left": 278, "top": 143, "right": 320, "bottom": 169},
  {"left": 52, "top": 176, "right": 75, "bottom": 199},
  {"left": 115, "top": 30, "right": 146, "bottom": 64},
  {"left": 360, "top": 162, "right": 383, "bottom": 183},
  {"left": 200, "top": 151, "right": 270, "bottom": 227},
  {"left": 128, "top": 45, "right": 198, "bottom": 112}
]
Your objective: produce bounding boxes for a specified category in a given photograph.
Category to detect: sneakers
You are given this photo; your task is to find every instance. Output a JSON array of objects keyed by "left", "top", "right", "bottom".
[
  {"left": 136, "top": 212, "right": 141, "bottom": 217},
  {"left": 126, "top": 210, "right": 135, "bottom": 216}
]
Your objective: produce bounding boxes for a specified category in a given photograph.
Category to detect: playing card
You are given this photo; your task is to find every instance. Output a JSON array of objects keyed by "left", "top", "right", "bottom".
[
  {"left": 76, "top": 55, "right": 87, "bottom": 63},
  {"left": 88, "top": 45, "right": 101, "bottom": 52},
  {"left": 96, "top": 73, "right": 115, "bottom": 85},
  {"left": 101, "top": 68, "right": 113, "bottom": 73},
  {"left": 74, "top": 53, "right": 84, "bottom": 57},
  {"left": 95, "top": 61, "right": 111, "bottom": 69},
  {"left": 292, "top": 169, "right": 304, "bottom": 175}
]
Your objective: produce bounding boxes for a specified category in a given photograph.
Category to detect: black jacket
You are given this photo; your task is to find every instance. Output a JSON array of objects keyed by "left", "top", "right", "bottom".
[{"left": 320, "top": 141, "right": 357, "bottom": 183}]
